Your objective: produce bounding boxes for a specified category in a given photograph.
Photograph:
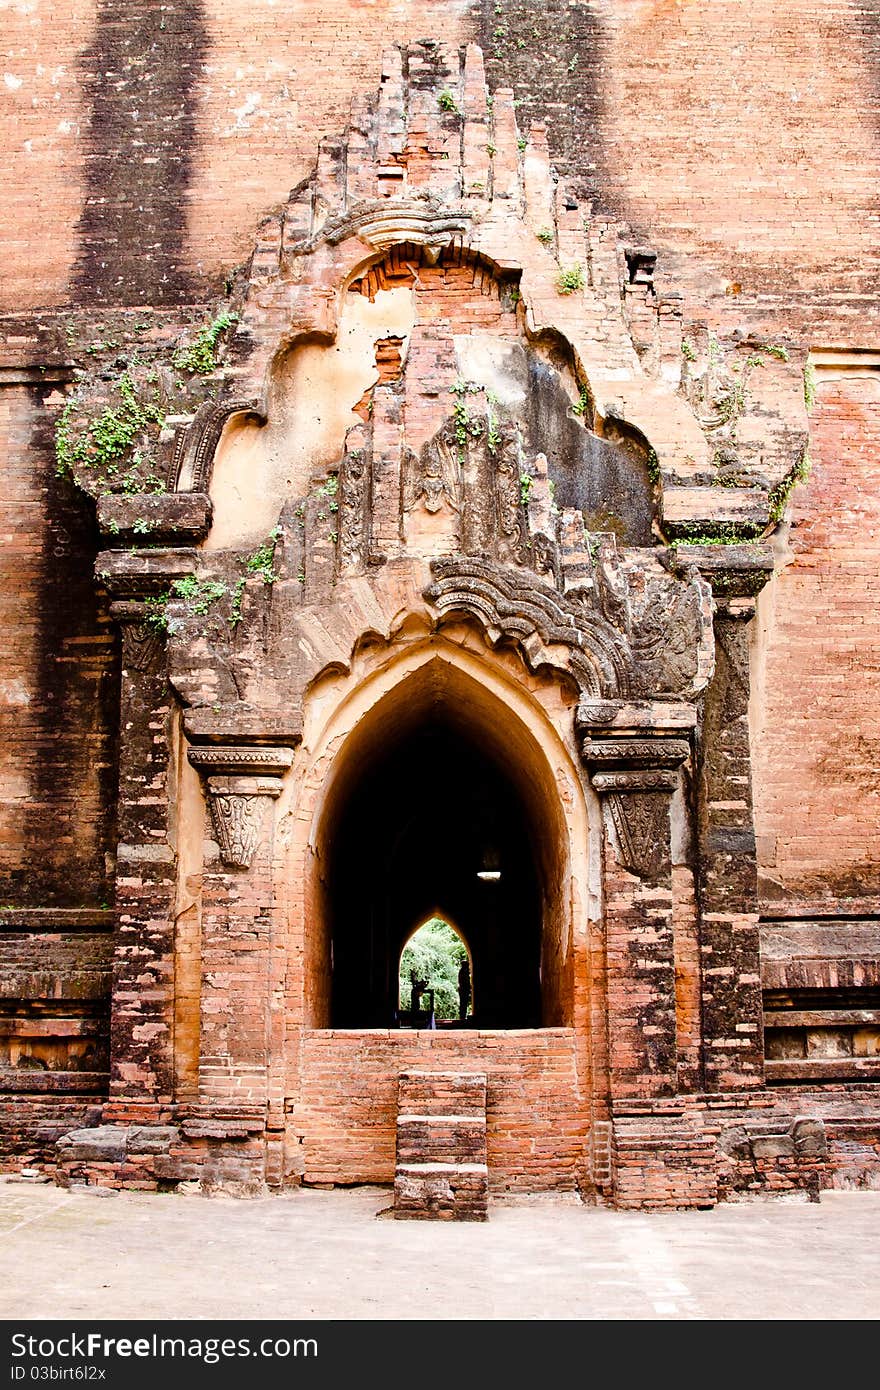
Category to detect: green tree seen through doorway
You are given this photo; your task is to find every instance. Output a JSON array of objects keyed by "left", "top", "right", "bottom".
[{"left": 399, "top": 918, "right": 471, "bottom": 1021}]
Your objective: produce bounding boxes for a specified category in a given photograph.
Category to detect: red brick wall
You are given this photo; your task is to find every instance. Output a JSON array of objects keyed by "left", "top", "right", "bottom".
[
  {"left": 4, "top": 2, "right": 879, "bottom": 342},
  {"left": 292, "top": 1028, "right": 587, "bottom": 1191},
  {"left": 753, "top": 375, "right": 880, "bottom": 909},
  {"left": 0, "top": 382, "right": 118, "bottom": 906}
]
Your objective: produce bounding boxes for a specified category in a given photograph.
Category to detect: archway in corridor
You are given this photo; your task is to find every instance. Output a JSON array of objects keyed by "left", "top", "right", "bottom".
[
  {"left": 398, "top": 916, "right": 472, "bottom": 1024},
  {"left": 309, "top": 652, "right": 576, "bottom": 1031}
]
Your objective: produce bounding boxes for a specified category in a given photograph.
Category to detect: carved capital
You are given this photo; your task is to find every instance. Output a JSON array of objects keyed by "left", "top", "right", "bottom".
[
  {"left": 187, "top": 745, "right": 293, "bottom": 869},
  {"left": 591, "top": 770, "right": 679, "bottom": 794},
  {"left": 581, "top": 734, "right": 686, "bottom": 883},
  {"left": 204, "top": 775, "right": 283, "bottom": 870},
  {"left": 108, "top": 600, "right": 166, "bottom": 675},
  {"left": 187, "top": 745, "right": 294, "bottom": 777},
  {"left": 119, "top": 619, "right": 165, "bottom": 675},
  {"left": 601, "top": 789, "right": 675, "bottom": 882},
  {"left": 582, "top": 738, "right": 690, "bottom": 772}
]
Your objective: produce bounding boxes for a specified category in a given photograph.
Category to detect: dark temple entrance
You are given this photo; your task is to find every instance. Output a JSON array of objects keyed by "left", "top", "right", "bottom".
[{"left": 326, "top": 719, "right": 544, "bottom": 1028}]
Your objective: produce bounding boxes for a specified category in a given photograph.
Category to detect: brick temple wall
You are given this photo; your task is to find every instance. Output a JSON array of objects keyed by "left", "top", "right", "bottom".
[
  {"left": 3, "top": 3, "right": 880, "bottom": 912},
  {"left": 0, "top": 371, "right": 118, "bottom": 907},
  {"left": 292, "top": 1029, "right": 586, "bottom": 1192},
  {"left": 1, "top": 4, "right": 879, "bottom": 1205},
  {"left": 752, "top": 375, "right": 880, "bottom": 911},
  {"left": 4, "top": 1, "right": 880, "bottom": 342}
]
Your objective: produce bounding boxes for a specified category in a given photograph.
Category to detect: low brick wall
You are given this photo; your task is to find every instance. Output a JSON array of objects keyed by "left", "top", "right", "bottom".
[
  {"left": 0, "top": 1097, "right": 103, "bottom": 1173},
  {"left": 292, "top": 1028, "right": 587, "bottom": 1192}
]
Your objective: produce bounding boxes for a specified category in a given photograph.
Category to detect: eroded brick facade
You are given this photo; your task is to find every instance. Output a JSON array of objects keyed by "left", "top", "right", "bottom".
[{"left": 2, "top": 14, "right": 880, "bottom": 1213}]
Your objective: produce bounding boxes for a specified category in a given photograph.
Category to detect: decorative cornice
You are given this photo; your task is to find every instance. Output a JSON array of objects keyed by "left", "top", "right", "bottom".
[
  {"left": 425, "top": 556, "right": 632, "bottom": 697},
  {"left": 187, "top": 745, "right": 294, "bottom": 777},
  {"left": 97, "top": 492, "right": 213, "bottom": 545},
  {"left": 96, "top": 548, "right": 198, "bottom": 599},
  {"left": 288, "top": 198, "right": 471, "bottom": 258},
  {"left": 590, "top": 770, "right": 679, "bottom": 794},
  {"left": 170, "top": 398, "right": 264, "bottom": 493},
  {"left": 183, "top": 705, "right": 303, "bottom": 748},
  {"left": 582, "top": 738, "right": 690, "bottom": 770},
  {"left": 664, "top": 542, "right": 775, "bottom": 600}
]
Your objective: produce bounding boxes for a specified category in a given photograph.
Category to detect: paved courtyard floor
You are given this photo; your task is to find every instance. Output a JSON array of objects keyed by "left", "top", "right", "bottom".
[{"left": 1, "top": 1179, "right": 878, "bottom": 1321}]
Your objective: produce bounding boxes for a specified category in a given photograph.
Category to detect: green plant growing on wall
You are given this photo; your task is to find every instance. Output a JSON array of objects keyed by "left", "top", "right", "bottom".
[
  {"left": 450, "top": 379, "right": 483, "bottom": 456},
  {"left": 171, "top": 575, "right": 229, "bottom": 615},
  {"left": 143, "top": 591, "right": 171, "bottom": 633},
  {"left": 803, "top": 362, "right": 818, "bottom": 412},
  {"left": 768, "top": 449, "right": 812, "bottom": 525},
  {"left": 172, "top": 310, "right": 238, "bottom": 376},
  {"left": 146, "top": 575, "right": 230, "bottom": 635},
  {"left": 571, "top": 387, "right": 591, "bottom": 418},
  {"left": 556, "top": 264, "right": 585, "bottom": 295},
  {"left": 681, "top": 339, "right": 697, "bottom": 362},
  {"left": 317, "top": 475, "right": 339, "bottom": 512},
  {"left": 671, "top": 522, "right": 764, "bottom": 546},
  {"left": 55, "top": 372, "right": 165, "bottom": 480},
  {"left": 245, "top": 527, "right": 282, "bottom": 584},
  {"left": 485, "top": 392, "right": 501, "bottom": 453},
  {"left": 437, "top": 90, "right": 459, "bottom": 114},
  {"left": 536, "top": 227, "right": 554, "bottom": 246},
  {"left": 719, "top": 375, "right": 748, "bottom": 425},
  {"left": 230, "top": 527, "right": 282, "bottom": 627},
  {"left": 519, "top": 472, "right": 533, "bottom": 506}
]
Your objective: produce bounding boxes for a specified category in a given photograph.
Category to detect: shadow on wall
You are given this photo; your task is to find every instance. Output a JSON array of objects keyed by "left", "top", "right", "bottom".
[
  {"left": 480, "top": 0, "right": 610, "bottom": 206},
  {"left": 73, "top": 1, "right": 208, "bottom": 305}
]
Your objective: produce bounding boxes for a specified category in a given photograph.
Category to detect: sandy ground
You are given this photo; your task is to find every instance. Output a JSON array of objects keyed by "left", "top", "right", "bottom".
[{"left": 1, "top": 1180, "right": 878, "bottom": 1321}]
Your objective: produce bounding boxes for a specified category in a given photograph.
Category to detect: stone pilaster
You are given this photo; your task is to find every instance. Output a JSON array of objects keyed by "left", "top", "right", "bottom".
[
  {"left": 103, "top": 591, "right": 179, "bottom": 1115},
  {"left": 670, "top": 543, "right": 774, "bottom": 1092},
  {"left": 579, "top": 702, "right": 692, "bottom": 1101},
  {"left": 95, "top": 550, "right": 199, "bottom": 1120},
  {"left": 187, "top": 741, "right": 295, "bottom": 1185},
  {"left": 697, "top": 595, "right": 765, "bottom": 1090}
]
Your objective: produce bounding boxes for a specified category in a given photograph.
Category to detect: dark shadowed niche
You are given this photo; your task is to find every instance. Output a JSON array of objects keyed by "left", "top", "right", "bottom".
[
  {"left": 18, "top": 390, "right": 120, "bottom": 906},
  {"left": 73, "top": 1, "right": 209, "bottom": 305}
]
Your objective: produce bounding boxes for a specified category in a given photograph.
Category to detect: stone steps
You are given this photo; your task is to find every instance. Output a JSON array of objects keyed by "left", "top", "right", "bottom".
[{"left": 393, "top": 1070, "right": 488, "bottom": 1221}]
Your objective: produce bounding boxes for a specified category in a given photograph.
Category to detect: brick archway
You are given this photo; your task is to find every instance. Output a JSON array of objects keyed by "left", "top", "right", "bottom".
[{"left": 281, "top": 631, "right": 601, "bottom": 1192}]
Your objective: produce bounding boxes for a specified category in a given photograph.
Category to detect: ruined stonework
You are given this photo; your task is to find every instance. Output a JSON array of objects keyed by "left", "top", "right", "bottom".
[{"left": 1, "top": 35, "right": 879, "bottom": 1214}]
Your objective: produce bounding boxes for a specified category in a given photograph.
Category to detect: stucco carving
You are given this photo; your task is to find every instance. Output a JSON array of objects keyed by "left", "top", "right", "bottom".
[
  {"left": 204, "top": 775, "right": 282, "bottom": 870},
  {"left": 187, "top": 746, "right": 292, "bottom": 869},
  {"left": 582, "top": 735, "right": 689, "bottom": 881},
  {"left": 425, "top": 555, "right": 712, "bottom": 702},
  {"left": 120, "top": 621, "right": 165, "bottom": 675}
]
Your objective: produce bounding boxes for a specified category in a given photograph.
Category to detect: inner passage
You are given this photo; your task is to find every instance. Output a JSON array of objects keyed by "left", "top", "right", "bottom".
[
  {"left": 328, "top": 721, "right": 543, "bottom": 1028},
  {"left": 399, "top": 917, "right": 472, "bottom": 1026}
]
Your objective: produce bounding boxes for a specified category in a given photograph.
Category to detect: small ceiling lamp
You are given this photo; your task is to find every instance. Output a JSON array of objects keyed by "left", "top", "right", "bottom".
[{"left": 476, "top": 845, "right": 501, "bottom": 882}]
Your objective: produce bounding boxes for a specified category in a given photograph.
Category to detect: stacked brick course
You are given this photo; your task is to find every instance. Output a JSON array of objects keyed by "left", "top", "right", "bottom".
[{"left": 0, "top": 18, "right": 879, "bottom": 1215}]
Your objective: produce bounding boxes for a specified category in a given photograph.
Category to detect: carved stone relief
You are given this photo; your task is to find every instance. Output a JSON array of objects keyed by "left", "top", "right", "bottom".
[
  {"left": 187, "top": 745, "right": 293, "bottom": 870},
  {"left": 120, "top": 621, "right": 165, "bottom": 676},
  {"left": 581, "top": 736, "right": 689, "bottom": 882},
  {"left": 203, "top": 776, "right": 282, "bottom": 871}
]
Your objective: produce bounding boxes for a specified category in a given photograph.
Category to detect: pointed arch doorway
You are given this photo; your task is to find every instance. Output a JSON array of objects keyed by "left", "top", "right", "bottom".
[
  {"left": 398, "top": 915, "right": 473, "bottom": 1025},
  {"left": 328, "top": 710, "right": 542, "bottom": 1027},
  {"left": 307, "top": 649, "right": 579, "bottom": 1033}
]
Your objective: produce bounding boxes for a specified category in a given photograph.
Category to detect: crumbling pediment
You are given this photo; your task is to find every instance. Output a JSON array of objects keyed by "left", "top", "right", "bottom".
[{"left": 83, "top": 39, "right": 811, "bottom": 731}]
